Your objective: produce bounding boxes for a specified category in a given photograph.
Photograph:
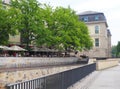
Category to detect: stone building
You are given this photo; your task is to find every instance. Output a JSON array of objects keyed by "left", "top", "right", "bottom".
[
  {"left": 78, "top": 11, "right": 111, "bottom": 58},
  {"left": 2, "top": 0, "right": 10, "bottom": 4}
]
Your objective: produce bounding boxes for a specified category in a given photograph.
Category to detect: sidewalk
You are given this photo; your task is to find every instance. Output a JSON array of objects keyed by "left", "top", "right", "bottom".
[{"left": 69, "top": 65, "right": 120, "bottom": 89}]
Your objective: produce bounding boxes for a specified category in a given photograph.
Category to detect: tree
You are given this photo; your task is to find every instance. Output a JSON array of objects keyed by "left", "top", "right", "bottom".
[
  {"left": 39, "top": 6, "right": 93, "bottom": 52},
  {"left": 11, "top": 0, "right": 44, "bottom": 50},
  {"left": 111, "top": 42, "right": 120, "bottom": 58},
  {"left": 0, "top": 0, "right": 18, "bottom": 45},
  {"left": 35, "top": 4, "right": 54, "bottom": 47},
  {"left": 111, "top": 45, "right": 117, "bottom": 57},
  {"left": 0, "top": 1, "right": 9, "bottom": 45},
  {"left": 10, "top": 1, "right": 93, "bottom": 52},
  {"left": 116, "top": 41, "right": 120, "bottom": 57}
]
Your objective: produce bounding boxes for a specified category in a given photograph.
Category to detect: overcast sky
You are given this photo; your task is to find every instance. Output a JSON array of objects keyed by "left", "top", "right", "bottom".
[{"left": 38, "top": 0, "right": 120, "bottom": 46}]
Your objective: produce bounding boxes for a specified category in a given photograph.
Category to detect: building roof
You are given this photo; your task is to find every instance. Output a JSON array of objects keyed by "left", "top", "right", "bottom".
[
  {"left": 107, "top": 29, "right": 112, "bottom": 36},
  {"left": 78, "top": 11, "right": 103, "bottom": 15},
  {"left": 78, "top": 11, "right": 108, "bottom": 27}
]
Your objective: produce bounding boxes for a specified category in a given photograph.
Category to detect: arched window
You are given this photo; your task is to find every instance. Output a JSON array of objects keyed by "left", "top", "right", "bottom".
[{"left": 95, "top": 25, "right": 99, "bottom": 34}]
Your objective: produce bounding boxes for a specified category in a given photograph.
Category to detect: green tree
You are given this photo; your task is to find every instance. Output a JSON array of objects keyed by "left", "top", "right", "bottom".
[
  {"left": 35, "top": 4, "right": 53, "bottom": 47},
  {"left": 39, "top": 6, "right": 93, "bottom": 51},
  {"left": 10, "top": 1, "right": 93, "bottom": 52},
  {"left": 11, "top": 0, "right": 44, "bottom": 50},
  {"left": 111, "top": 45, "right": 117, "bottom": 57},
  {"left": 0, "top": 0, "right": 18, "bottom": 45},
  {"left": 116, "top": 41, "right": 120, "bottom": 57}
]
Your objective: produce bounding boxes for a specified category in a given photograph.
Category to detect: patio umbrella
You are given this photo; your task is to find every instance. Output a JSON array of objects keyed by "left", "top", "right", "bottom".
[
  {"left": 0, "top": 46, "right": 4, "bottom": 49},
  {"left": 10, "top": 45, "right": 26, "bottom": 51},
  {"left": 0, "top": 45, "right": 11, "bottom": 50},
  {"left": 0, "top": 46, "right": 4, "bottom": 50}
]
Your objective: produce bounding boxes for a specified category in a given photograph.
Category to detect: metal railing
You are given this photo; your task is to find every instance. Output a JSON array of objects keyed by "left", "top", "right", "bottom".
[{"left": 6, "top": 63, "right": 96, "bottom": 89}]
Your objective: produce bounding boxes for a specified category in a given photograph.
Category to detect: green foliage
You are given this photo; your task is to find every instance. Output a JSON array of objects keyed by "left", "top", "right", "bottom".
[
  {"left": 0, "top": 0, "right": 93, "bottom": 52},
  {"left": 0, "top": 0, "right": 18, "bottom": 45},
  {"left": 116, "top": 41, "right": 120, "bottom": 57},
  {"left": 35, "top": 4, "right": 54, "bottom": 47},
  {"left": 111, "top": 45, "right": 117, "bottom": 57},
  {"left": 39, "top": 6, "right": 93, "bottom": 51},
  {"left": 11, "top": 0, "right": 43, "bottom": 50},
  {"left": 0, "top": 2, "right": 8, "bottom": 45},
  {"left": 112, "top": 41, "right": 120, "bottom": 58}
]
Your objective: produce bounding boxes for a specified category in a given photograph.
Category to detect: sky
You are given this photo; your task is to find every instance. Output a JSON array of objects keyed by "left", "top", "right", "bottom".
[{"left": 38, "top": 0, "right": 120, "bottom": 46}]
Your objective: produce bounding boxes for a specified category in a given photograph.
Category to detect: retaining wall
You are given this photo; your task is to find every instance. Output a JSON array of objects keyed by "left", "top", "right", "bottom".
[
  {"left": 0, "top": 57, "right": 78, "bottom": 68},
  {"left": 0, "top": 57, "right": 79, "bottom": 89},
  {"left": 96, "top": 59, "right": 119, "bottom": 70}
]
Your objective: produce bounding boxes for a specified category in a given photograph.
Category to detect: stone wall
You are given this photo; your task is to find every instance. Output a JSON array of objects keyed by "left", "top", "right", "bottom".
[
  {"left": 0, "top": 65, "right": 82, "bottom": 89},
  {"left": 0, "top": 57, "right": 79, "bottom": 89},
  {"left": 9, "top": 34, "right": 20, "bottom": 44},
  {"left": 0, "top": 57, "right": 78, "bottom": 68},
  {"left": 96, "top": 59, "right": 119, "bottom": 70}
]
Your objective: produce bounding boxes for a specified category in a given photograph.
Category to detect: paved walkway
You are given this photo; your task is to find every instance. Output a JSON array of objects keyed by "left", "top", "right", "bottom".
[{"left": 69, "top": 65, "right": 120, "bottom": 89}]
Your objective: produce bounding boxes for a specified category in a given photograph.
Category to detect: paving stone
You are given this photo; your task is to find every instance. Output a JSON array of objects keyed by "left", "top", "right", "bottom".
[{"left": 69, "top": 65, "right": 120, "bottom": 89}]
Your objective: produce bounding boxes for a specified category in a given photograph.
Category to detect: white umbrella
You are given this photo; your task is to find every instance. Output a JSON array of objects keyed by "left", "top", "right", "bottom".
[
  {"left": 0, "top": 45, "right": 11, "bottom": 50},
  {"left": 10, "top": 45, "right": 26, "bottom": 51},
  {"left": 0, "top": 46, "right": 4, "bottom": 49}
]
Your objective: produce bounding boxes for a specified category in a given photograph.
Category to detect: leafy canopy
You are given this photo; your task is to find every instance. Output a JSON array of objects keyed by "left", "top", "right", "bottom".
[
  {"left": 37, "top": 6, "right": 93, "bottom": 51},
  {"left": 116, "top": 41, "right": 120, "bottom": 57},
  {"left": 1, "top": 0, "right": 93, "bottom": 52},
  {"left": 0, "top": 0, "right": 19, "bottom": 45}
]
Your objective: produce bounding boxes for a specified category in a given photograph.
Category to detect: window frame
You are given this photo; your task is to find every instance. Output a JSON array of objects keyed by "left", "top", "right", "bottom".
[
  {"left": 84, "top": 16, "right": 88, "bottom": 22},
  {"left": 95, "top": 25, "right": 99, "bottom": 34},
  {"left": 95, "top": 15, "right": 99, "bottom": 21},
  {"left": 95, "top": 38, "right": 99, "bottom": 47}
]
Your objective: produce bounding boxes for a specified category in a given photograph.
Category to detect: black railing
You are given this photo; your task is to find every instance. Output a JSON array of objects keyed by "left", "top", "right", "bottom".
[{"left": 6, "top": 63, "right": 96, "bottom": 89}]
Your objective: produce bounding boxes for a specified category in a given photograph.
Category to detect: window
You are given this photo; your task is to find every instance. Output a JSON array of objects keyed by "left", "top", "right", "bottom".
[
  {"left": 84, "top": 16, "right": 88, "bottom": 22},
  {"left": 95, "top": 15, "right": 99, "bottom": 21},
  {"left": 95, "top": 25, "right": 99, "bottom": 34},
  {"left": 81, "top": 17, "right": 84, "bottom": 21},
  {"left": 95, "top": 38, "right": 99, "bottom": 47}
]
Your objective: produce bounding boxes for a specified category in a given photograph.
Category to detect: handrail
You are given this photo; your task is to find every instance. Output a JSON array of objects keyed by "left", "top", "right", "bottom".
[{"left": 6, "top": 63, "right": 96, "bottom": 89}]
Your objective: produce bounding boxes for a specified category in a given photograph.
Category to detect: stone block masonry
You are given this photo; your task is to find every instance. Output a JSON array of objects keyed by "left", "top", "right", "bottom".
[
  {"left": 96, "top": 59, "right": 119, "bottom": 70},
  {"left": 0, "top": 57, "right": 78, "bottom": 68},
  {"left": 0, "top": 57, "right": 80, "bottom": 89}
]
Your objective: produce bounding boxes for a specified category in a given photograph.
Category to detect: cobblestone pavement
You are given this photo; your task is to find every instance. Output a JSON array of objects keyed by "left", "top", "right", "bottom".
[{"left": 69, "top": 65, "right": 120, "bottom": 89}]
